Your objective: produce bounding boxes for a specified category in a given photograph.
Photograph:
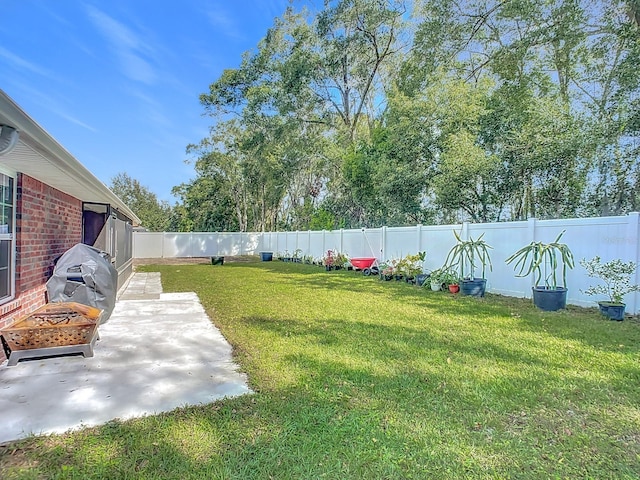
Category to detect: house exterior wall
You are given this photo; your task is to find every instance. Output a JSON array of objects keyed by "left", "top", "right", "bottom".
[{"left": 0, "top": 173, "right": 82, "bottom": 360}]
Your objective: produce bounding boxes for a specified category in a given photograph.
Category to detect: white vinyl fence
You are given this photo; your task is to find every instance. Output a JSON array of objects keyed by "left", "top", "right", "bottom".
[{"left": 134, "top": 213, "right": 640, "bottom": 314}]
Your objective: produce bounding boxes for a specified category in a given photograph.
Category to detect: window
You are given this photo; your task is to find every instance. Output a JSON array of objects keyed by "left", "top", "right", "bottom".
[{"left": 0, "top": 169, "right": 15, "bottom": 303}]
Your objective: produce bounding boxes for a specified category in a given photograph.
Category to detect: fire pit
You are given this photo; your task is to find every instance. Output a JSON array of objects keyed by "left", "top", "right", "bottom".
[{"left": 1, "top": 302, "right": 103, "bottom": 366}]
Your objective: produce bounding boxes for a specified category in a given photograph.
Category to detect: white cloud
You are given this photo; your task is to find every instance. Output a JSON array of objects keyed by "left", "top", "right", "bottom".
[
  {"left": 256, "top": 0, "right": 290, "bottom": 20},
  {"left": 85, "top": 5, "right": 157, "bottom": 84},
  {"left": 205, "top": 7, "right": 244, "bottom": 40},
  {"left": 0, "top": 46, "right": 52, "bottom": 77},
  {"left": 6, "top": 82, "right": 97, "bottom": 133},
  {"left": 55, "top": 110, "right": 98, "bottom": 133}
]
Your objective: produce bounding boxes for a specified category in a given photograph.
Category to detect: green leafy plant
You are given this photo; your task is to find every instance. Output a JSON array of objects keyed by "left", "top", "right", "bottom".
[
  {"left": 443, "top": 231, "right": 492, "bottom": 280},
  {"left": 333, "top": 251, "right": 349, "bottom": 268},
  {"left": 386, "top": 258, "right": 402, "bottom": 277},
  {"left": 580, "top": 256, "right": 640, "bottom": 304},
  {"left": 505, "top": 230, "right": 574, "bottom": 289},
  {"left": 400, "top": 252, "right": 426, "bottom": 278},
  {"left": 380, "top": 262, "right": 394, "bottom": 277},
  {"left": 426, "top": 268, "right": 459, "bottom": 287}
]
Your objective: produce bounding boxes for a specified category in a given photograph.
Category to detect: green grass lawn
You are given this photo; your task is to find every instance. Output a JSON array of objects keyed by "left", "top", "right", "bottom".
[{"left": 2, "top": 259, "right": 640, "bottom": 479}]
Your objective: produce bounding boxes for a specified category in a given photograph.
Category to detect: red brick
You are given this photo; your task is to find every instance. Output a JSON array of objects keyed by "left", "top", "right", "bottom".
[{"left": 0, "top": 174, "right": 82, "bottom": 361}]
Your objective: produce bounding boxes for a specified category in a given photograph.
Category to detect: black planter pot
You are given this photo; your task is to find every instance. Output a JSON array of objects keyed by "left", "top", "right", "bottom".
[
  {"left": 211, "top": 256, "right": 224, "bottom": 265},
  {"left": 532, "top": 286, "right": 567, "bottom": 311},
  {"left": 460, "top": 278, "right": 487, "bottom": 297},
  {"left": 415, "top": 273, "right": 429, "bottom": 287},
  {"left": 260, "top": 252, "right": 273, "bottom": 262},
  {"left": 394, "top": 275, "right": 403, "bottom": 281},
  {"left": 325, "top": 265, "right": 333, "bottom": 271},
  {"left": 598, "top": 301, "right": 625, "bottom": 321}
]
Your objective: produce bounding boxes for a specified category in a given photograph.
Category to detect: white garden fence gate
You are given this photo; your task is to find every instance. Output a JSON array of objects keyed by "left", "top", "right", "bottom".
[{"left": 133, "top": 213, "right": 640, "bottom": 314}]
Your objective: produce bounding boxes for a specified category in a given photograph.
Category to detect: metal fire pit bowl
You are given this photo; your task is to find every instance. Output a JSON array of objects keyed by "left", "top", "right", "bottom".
[{"left": 1, "top": 302, "right": 103, "bottom": 366}]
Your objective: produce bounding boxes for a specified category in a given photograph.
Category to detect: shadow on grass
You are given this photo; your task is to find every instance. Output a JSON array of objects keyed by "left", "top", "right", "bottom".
[
  {"left": 5, "top": 322, "right": 638, "bottom": 479},
  {"left": 3, "top": 261, "right": 640, "bottom": 479},
  {"left": 221, "top": 262, "right": 640, "bottom": 353}
]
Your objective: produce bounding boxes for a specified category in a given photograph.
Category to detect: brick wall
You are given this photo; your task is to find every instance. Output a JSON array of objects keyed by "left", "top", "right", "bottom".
[{"left": 0, "top": 174, "right": 82, "bottom": 360}]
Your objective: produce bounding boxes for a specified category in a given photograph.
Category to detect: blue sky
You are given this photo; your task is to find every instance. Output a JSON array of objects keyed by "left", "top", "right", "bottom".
[{"left": 0, "top": 0, "right": 291, "bottom": 203}]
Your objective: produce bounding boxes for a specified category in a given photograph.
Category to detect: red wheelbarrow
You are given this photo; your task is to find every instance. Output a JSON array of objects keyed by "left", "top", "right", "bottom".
[{"left": 350, "top": 257, "right": 379, "bottom": 276}]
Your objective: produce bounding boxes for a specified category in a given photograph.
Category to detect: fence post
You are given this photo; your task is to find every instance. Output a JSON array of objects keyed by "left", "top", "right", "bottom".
[
  {"left": 322, "top": 230, "right": 326, "bottom": 258},
  {"left": 461, "top": 221, "right": 469, "bottom": 240},
  {"left": 527, "top": 217, "right": 537, "bottom": 292},
  {"left": 382, "top": 226, "right": 387, "bottom": 261},
  {"left": 161, "top": 233, "right": 166, "bottom": 258},
  {"left": 627, "top": 212, "right": 640, "bottom": 314},
  {"left": 340, "top": 229, "right": 344, "bottom": 254},
  {"left": 416, "top": 224, "right": 422, "bottom": 252}
]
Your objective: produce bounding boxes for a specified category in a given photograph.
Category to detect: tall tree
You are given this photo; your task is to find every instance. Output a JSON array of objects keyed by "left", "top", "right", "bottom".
[
  {"left": 110, "top": 173, "right": 172, "bottom": 232},
  {"left": 174, "top": 0, "right": 640, "bottom": 230}
]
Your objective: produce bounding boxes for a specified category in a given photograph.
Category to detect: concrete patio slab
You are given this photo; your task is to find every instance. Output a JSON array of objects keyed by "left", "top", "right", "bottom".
[{"left": 0, "top": 272, "right": 251, "bottom": 444}]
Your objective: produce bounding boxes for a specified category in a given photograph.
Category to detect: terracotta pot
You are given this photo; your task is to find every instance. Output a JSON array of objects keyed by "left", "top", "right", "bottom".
[{"left": 448, "top": 284, "right": 460, "bottom": 293}]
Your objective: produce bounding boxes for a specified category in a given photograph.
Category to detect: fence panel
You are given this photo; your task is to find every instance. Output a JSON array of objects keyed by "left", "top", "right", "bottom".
[
  {"left": 133, "top": 232, "right": 163, "bottom": 258},
  {"left": 384, "top": 226, "right": 419, "bottom": 261},
  {"left": 241, "top": 232, "right": 262, "bottom": 255},
  {"left": 161, "top": 233, "right": 194, "bottom": 258},
  {"left": 133, "top": 213, "right": 640, "bottom": 313},
  {"left": 190, "top": 233, "right": 219, "bottom": 256},
  {"left": 468, "top": 220, "right": 531, "bottom": 298},
  {"left": 419, "top": 224, "right": 461, "bottom": 273}
]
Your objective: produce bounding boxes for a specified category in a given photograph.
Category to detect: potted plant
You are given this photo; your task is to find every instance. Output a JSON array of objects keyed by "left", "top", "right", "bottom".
[
  {"left": 391, "top": 258, "right": 404, "bottom": 281},
  {"left": 322, "top": 250, "right": 334, "bottom": 271},
  {"left": 443, "top": 231, "right": 492, "bottom": 297},
  {"left": 441, "top": 269, "right": 461, "bottom": 293},
  {"left": 379, "top": 262, "right": 394, "bottom": 281},
  {"left": 425, "top": 268, "right": 459, "bottom": 292},
  {"left": 333, "top": 252, "right": 348, "bottom": 270},
  {"left": 400, "top": 252, "right": 427, "bottom": 285},
  {"left": 580, "top": 256, "right": 640, "bottom": 321},
  {"left": 505, "top": 230, "right": 574, "bottom": 311},
  {"left": 259, "top": 251, "right": 273, "bottom": 262},
  {"left": 426, "top": 268, "right": 445, "bottom": 291}
]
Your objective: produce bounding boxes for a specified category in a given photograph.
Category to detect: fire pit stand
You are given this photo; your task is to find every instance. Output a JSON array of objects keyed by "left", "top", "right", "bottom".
[{"left": 1, "top": 302, "right": 103, "bottom": 366}]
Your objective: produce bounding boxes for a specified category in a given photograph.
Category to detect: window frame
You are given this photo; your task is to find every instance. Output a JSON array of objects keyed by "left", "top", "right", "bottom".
[{"left": 0, "top": 165, "right": 16, "bottom": 305}]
